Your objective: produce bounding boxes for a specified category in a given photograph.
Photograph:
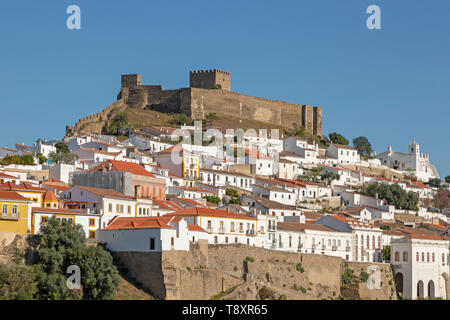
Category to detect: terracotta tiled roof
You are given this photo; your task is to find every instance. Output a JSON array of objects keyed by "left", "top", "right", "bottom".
[
  {"left": 43, "top": 190, "right": 58, "bottom": 202},
  {"left": 332, "top": 144, "right": 357, "bottom": 151},
  {"left": 0, "top": 181, "right": 46, "bottom": 192},
  {"left": 76, "top": 186, "right": 134, "bottom": 200},
  {"left": 167, "top": 207, "right": 257, "bottom": 220},
  {"left": 187, "top": 224, "right": 207, "bottom": 232},
  {"left": 91, "top": 160, "right": 154, "bottom": 177},
  {"left": 42, "top": 184, "right": 71, "bottom": 192},
  {"left": 31, "top": 207, "right": 81, "bottom": 214},
  {"left": 0, "top": 190, "right": 30, "bottom": 201},
  {"left": 0, "top": 172, "right": 17, "bottom": 179},
  {"left": 103, "top": 216, "right": 177, "bottom": 230}
]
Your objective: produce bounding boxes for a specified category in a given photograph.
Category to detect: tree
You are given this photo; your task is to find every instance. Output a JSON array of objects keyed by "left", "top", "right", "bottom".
[
  {"left": 172, "top": 113, "right": 190, "bottom": 125},
  {"left": 35, "top": 217, "right": 120, "bottom": 300},
  {"left": 428, "top": 178, "right": 442, "bottom": 188},
  {"left": 204, "top": 195, "right": 220, "bottom": 204},
  {"left": 433, "top": 190, "right": 450, "bottom": 210},
  {"left": 108, "top": 112, "right": 130, "bottom": 136},
  {"left": 0, "top": 264, "right": 38, "bottom": 300},
  {"left": 0, "top": 155, "right": 35, "bottom": 166},
  {"left": 55, "top": 142, "right": 70, "bottom": 154},
  {"left": 363, "top": 182, "right": 419, "bottom": 211},
  {"left": 321, "top": 171, "right": 340, "bottom": 186},
  {"left": 37, "top": 153, "right": 47, "bottom": 165},
  {"left": 329, "top": 132, "right": 349, "bottom": 145},
  {"left": 352, "top": 136, "right": 372, "bottom": 157},
  {"left": 48, "top": 152, "right": 77, "bottom": 165},
  {"left": 445, "top": 176, "right": 450, "bottom": 184},
  {"left": 293, "top": 123, "right": 306, "bottom": 137}
]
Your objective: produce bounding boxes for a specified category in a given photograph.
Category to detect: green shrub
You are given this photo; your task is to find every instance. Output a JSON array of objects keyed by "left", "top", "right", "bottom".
[
  {"left": 245, "top": 256, "right": 255, "bottom": 263},
  {"left": 296, "top": 263, "right": 305, "bottom": 273}
]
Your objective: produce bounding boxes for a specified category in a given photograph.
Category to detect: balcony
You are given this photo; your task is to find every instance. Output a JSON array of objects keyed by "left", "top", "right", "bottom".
[
  {"left": 239, "top": 229, "right": 244, "bottom": 233},
  {"left": 246, "top": 230, "right": 256, "bottom": 237}
]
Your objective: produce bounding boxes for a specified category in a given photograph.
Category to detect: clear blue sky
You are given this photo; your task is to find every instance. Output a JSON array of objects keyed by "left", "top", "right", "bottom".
[{"left": 0, "top": 0, "right": 448, "bottom": 177}]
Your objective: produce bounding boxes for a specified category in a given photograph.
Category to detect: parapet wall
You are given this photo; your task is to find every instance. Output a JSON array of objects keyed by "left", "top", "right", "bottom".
[
  {"left": 190, "top": 88, "right": 322, "bottom": 135},
  {"left": 115, "top": 243, "right": 396, "bottom": 300}
]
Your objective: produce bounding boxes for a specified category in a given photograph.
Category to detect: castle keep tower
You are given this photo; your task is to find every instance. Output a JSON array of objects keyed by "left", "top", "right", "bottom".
[
  {"left": 121, "top": 74, "right": 142, "bottom": 88},
  {"left": 190, "top": 69, "right": 231, "bottom": 91}
]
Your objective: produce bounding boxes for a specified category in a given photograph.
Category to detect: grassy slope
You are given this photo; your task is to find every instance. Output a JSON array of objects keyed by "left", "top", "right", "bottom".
[{"left": 115, "top": 275, "right": 155, "bottom": 300}]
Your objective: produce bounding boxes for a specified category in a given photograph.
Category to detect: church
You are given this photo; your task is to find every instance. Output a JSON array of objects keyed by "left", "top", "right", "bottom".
[{"left": 376, "top": 139, "right": 440, "bottom": 182}]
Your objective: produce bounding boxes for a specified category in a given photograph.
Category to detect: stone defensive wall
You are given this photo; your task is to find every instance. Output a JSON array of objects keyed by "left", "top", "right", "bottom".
[{"left": 114, "top": 242, "right": 396, "bottom": 300}]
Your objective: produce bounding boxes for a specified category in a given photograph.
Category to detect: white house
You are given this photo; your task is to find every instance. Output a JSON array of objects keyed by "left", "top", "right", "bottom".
[
  {"left": 326, "top": 144, "right": 360, "bottom": 164},
  {"left": 99, "top": 216, "right": 209, "bottom": 252},
  {"left": 276, "top": 222, "right": 353, "bottom": 261},
  {"left": 166, "top": 207, "right": 261, "bottom": 247},
  {"left": 391, "top": 234, "right": 449, "bottom": 299}
]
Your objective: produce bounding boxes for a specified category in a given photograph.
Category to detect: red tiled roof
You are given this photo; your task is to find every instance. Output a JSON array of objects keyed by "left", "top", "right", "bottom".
[
  {"left": 187, "top": 224, "right": 207, "bottom": 232},
  {"left": 31, "top": 207, "right": 81, "bottom": 214},
  {"left": 156, "top": 145, "right": 184, "bottom": 154},
  {"left": 167, "top": 207, "right": 256, "bottom": 220},
  {"left": 175, "top": 198, "right": 203, "bottom": 206},
  {"left": 0, "top": 190, "right": 30, "bottom": 201},
  {"left": 42, "top": 184, "right": 71, "bottom": 192},
  {"left": 76, "top": 186, "right": 135, "bottom": 200},
  {"left": 0, "top": 181, "right": 46, "bottom": 192},
  {"left": 43, "top": 190, "right": 58, "bottom": 202},
  {"left": 0, "top": 172, "right": 17, "bottom": 179},
  {"left": 91, "top": 160, "right": 154, "bottom": 177},
  {"left": 102, "top": 216, "right": 176, "bottom": 230}
]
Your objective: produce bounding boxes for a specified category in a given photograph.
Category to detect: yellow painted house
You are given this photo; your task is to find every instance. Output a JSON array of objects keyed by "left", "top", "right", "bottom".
[{"left": 0, "top": 190, "right": 32, "bottom": 235}]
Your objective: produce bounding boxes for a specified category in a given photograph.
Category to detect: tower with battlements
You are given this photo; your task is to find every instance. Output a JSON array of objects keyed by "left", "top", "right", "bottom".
[{"left": 189, "top": 69, "right": 231, "bottom": 91}]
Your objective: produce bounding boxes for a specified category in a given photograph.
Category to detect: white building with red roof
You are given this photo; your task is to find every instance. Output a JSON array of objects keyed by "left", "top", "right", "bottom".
[
  {"left": 166, "top": 207, "right": 261, "bottom": 247},
  {"left": 99, "top": 216, "right": 209, "bottom": 252}
]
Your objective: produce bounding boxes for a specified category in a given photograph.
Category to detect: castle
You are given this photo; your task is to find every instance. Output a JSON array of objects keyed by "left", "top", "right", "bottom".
[{"left": 67, "top": 69, "right": 323, "bottom": 136}]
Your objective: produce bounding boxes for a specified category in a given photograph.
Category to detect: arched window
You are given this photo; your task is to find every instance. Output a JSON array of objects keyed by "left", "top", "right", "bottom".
[
  {"left": 366, "top": 235, "right": 370, "bottom": 249},
  {"left": 394, "top": 251, "right": 400, "bottom": 262},
  {"left": 422, "top": 252, "right": 425, "bottom": 262},
  {"left": 443, "top": 253, "right": 445, "bottom": 263},
  {"left": 427, "top": 252, "right": 430, "bottom": 262},
  {"left": 416, "top": 252, "right": 419, "bottom": 262},
  {"left": 378, "top": 236, "right": 381, "bottom": 249},
  {"left": 372, "top": 236, "right": 375, "bottom": 249},
  {"left": 432, "top": 252, "right": 435, "bottom": 262},
  {"left": 403, "top": 251, "right": 408, "bottom": 262}
]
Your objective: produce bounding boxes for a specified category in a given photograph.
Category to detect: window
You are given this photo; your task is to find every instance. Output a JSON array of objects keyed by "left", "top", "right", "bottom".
[
  {"left": 422, "top": 252, "right": 425, "bottom": 262},
  {"left": 108, "top": 203, "right": 112, "bottom": 213},
  {"left": 89, "top": 231, "right": 95, "bottom": 239},
  {"left": 12, "top": 205, "right": 18, "bottom": 218},
  {"left": 427, "top": 252, "right": 430, "bottom": 262},
  {"left": 128, "top": 205, "right": 131, "bottom": 214},
  {"left": 231, "top": 222, "right": 235, "bottom": 232},
  {"left": 171, "top": 237, "right": 174, "bottom": 246},
  {"left": 394, "top": 251, "right": 400, "bottom": 262},
  {"left": 403, "top": 251, "right": 408, "bottom": 262},
  {"left": 416, "top": 252, "right": 419, "bottom": 262},
  {"left": 2, "top": 204, "right": 8, "bottom": 217},
  {"left": 372, "top": 236, "right": 375, "bottom": 249},
  {"left": 89, "top": 218, "right": 95, "bottom": 227},
  {"left": 41, "top": 216, "right": 48, "bottom": 224},
  {"left": 432, "top": 252, "right": 435, "bottom": 262},
  {"left": 207, "top": 220, "right": 212, "bottom": 231},
  {"left": 149, "top": 237, "right": 155, "bottom": 250}
]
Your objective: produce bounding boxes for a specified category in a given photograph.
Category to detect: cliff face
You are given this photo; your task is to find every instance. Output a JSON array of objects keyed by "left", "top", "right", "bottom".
[{"left": 114, "top": 242, "right": 397, "bottom": 300}]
